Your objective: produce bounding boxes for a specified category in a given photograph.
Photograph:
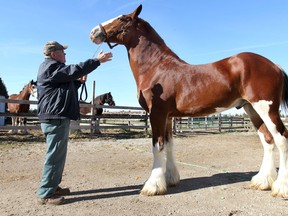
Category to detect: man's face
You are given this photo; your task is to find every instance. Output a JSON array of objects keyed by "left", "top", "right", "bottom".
[{"left": 51, "top": 49, "right": 66, "bottom": 63}]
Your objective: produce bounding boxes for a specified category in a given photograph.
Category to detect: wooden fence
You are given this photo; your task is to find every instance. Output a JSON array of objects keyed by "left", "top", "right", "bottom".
[
  {"left": 0, "top": 99, "right": 260, "bottom": 134},
  {"left": 173, "top": 115, "right": 252, "bottom": 133},
  {"left": 0, "top": 99, "right": 149, "bottom": 133}
]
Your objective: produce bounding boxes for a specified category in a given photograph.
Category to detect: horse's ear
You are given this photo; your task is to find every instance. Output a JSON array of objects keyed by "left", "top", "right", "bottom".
[{"left": 132, "top": 4, "right": 142, "bottom": 19}]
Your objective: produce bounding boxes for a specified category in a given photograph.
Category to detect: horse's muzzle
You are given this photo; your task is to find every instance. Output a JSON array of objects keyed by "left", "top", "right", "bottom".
[{"left": 90, "top": 26, "right": 106, "bottom": 44}]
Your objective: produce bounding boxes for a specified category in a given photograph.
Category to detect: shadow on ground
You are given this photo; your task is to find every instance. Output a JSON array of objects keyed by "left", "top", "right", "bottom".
[{"left": 64, "top": 171, "right": 256, "bottom": 204}]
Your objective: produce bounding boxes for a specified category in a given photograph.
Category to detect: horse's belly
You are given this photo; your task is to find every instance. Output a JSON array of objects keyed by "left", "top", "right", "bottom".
[{"left": 174, "top": 98, "right": 245, "bottom": 117}]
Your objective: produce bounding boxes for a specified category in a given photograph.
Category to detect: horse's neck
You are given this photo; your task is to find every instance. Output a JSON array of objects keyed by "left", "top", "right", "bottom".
[
  {"left": 19, "top": 85, "right": 31, "bottom": 100},
  {"left": 127, "top": 20, "right": 184, "bottom": 80},
  {"left": 94, "top": 96, "right": 104, "bottom": 105}
]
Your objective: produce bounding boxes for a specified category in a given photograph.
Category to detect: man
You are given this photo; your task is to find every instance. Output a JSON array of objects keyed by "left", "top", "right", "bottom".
[{"left": 36, "top": 41, "right": 112, "bottom": 205}]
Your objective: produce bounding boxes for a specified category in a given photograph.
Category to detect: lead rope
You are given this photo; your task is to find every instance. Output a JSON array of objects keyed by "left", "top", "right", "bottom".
[
  {"left": 92, "top": 43, "right": 102, "bottom": 58},
  {"left": 80, "top": 44, "right": 102, "bottom": 101},
  {"left": 80, "top": 83, "right": 88, "bottom": 101}
]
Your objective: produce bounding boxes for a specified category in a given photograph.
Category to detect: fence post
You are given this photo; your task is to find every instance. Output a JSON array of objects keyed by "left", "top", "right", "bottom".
[
  {"left": 145, "top": 111, "right": 149, "bottom": 134},
  {"left": 218, "top": 113, "right": 222, "bottom": 132},
  {"left": 229, "top": 114, "right": 232, "bottom": 131},
  {"left": 91, "top": 81, "right": 100, "bottom": 134},
  {"left": 0, "top": 96, "right": 5, "bottom": 126}
]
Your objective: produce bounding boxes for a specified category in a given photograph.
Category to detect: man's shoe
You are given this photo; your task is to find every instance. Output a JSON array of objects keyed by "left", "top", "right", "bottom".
[
  {"left": 37, "top": 195, "right": 65, "bottom": 205},
  {"left": 55, "top": 186, "right": 71, "bottom": 196}
]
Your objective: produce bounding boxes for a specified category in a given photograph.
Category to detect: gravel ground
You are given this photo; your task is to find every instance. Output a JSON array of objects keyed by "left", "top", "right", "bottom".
[{"left": 0, "top": 131, "right": 287, "bottom": 216}]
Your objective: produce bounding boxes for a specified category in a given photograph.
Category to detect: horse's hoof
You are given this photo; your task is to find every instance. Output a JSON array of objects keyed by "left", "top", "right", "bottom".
[
  {"left": 271, "top": 180, "right": 288, "bottom": 198},
  {"left": 250, "top": 173, "right": 275, "bottom": 191},
  {"left": 140, "top": 178, "right": 167, "bottom": 196},
  {"left": 140, "top": 187, "right": 166, "bottom": 196}
]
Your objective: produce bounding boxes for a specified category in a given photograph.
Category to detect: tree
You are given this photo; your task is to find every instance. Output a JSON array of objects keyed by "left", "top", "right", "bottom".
[{"left": 0, "top": 78, "right": 8, "bottom": 98}]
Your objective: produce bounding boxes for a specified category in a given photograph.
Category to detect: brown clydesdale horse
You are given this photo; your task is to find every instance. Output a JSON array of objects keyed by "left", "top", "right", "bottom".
[
  {"left": 8, "top": 80, "right": 37, "bottom": 133},
  {"left": 80, "top": 92, "right": 115, "bottom": 116},
  {"left": 90, "top": 5, "right": 288, "bottom": 198}
]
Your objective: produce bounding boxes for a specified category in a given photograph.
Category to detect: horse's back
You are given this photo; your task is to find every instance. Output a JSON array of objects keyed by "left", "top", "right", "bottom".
[
  {"left": 8, "top": 94, "right": 30, "bottom": 113},
  {"left": 230, "top": 52, "right": 283, "bottom": 102},
  {"left": 226, "top": 52, "right": 280, "bottom": 76},
  {"left": 212, "top": 52, "right": 283, "bottom": 97},
  {"left": 8, "top": 94, "right": 18, "bottom": 100},
  {"left": 168, "top": 52, "right": 283, "bottom": 116}
]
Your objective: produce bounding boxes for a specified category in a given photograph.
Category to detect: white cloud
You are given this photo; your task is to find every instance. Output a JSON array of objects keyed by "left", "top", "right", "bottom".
[
  {"left": 193, "top": 41, "right": 288, "bottom": 57},
  {"left": 0, "top": 41, "right": 42, "bottom": 57}
]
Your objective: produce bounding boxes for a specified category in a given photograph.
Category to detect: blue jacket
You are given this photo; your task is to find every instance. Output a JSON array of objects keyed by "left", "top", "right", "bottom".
[{"left": 37, "top": 58, "right": 100, "bottom": 121}]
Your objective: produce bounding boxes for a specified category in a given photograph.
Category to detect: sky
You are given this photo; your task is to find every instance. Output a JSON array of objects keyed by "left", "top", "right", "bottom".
[{"left": 1, "top": 0, "right": 288, "bottom": 114}]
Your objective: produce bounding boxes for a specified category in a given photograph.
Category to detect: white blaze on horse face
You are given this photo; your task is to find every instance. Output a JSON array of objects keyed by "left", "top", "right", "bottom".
[
  {"left": 32, "top": 88, "right": 37, "bottom": 98},
  {"left": 101, "top": 15, "right": 122, "bottom": 27},
  {"left": 31, "top": 85, "right": 37, "bottom": 98},
  {"left": 90, "top": 15, "right": 122, "bottom": 44},
  {"left": 90, "top": 26, "right": 104, "bottom": 44}
]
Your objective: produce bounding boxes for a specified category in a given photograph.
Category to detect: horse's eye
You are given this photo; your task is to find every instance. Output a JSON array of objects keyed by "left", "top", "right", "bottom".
[{"left": 119, "top": 16, "right": 129, "bottom": 22}]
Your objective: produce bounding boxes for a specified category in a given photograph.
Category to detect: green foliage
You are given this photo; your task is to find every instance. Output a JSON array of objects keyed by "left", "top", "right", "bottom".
[{"left": 0, "top": 78, "right": 8, "bottom": 98}]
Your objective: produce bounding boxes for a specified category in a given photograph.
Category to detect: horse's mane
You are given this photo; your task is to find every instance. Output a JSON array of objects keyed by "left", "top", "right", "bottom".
[
  {"left": 138, "top": 18, "right": 165, "bottom": 45},
  {"left": 137, "top": 18, "right": 183, "bottom": 61},
  {"left": 19, "top": 80, "right": 34, "bottom": 93},
  {"left": 96, "top": 92, "right": 108, "bottom": 99},
  {"left": 17, "top": 80, "right": 35, "bottom": 94},
  {"left": 18, "top": 81, "right": 30, "bottom": 93}
]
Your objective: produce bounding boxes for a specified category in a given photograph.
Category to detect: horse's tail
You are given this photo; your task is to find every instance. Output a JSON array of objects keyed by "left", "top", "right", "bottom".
[{"left": 281, "top": 69, "right": 288, "bottom": 113}]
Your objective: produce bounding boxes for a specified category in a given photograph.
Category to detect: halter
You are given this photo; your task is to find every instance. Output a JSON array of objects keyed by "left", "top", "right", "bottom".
[
  {"left": 99, "top": 24, "right": 119, "bottom": 49},
  {"left": 98, "top": 18, "right": 133, "bottom": 49}
]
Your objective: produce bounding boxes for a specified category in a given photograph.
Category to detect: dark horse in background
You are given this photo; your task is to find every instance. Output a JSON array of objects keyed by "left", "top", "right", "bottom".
[
  {"left": 80, "top": 92, "right": 115, "bottom": 115},
  {"left": 7, "top": 80, "right": 37, "bottom": 133},
  {"left": 90, "top": 5, "right": 288, "bottom": 198}
]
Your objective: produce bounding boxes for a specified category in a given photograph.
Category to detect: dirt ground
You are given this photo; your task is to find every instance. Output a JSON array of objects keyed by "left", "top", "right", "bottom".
[{"left": 1, "top": 131, "right": 288, "bottom": 216}]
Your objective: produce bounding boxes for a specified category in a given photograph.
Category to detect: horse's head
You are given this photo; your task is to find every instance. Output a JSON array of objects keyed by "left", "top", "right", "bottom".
[
  {"left": 29, "top": 80, "right": 37, "bottom": 97},
  {"left": 94, "top": 92, "right": 116, "bottom": 106},
  {"left": 90, "top": 5, "right": 142, "bottom": 48},
  {"left": 105, "top": 92, "right": 116, "bottom": 106}
]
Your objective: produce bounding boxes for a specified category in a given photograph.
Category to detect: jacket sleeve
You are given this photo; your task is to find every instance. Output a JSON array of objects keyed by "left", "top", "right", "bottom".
[
  {"left": 49, "top": 59, "right": 101, "bottom": 83},
  {"left": 74, "top": 80, "right": 82, "bottom": 89}
]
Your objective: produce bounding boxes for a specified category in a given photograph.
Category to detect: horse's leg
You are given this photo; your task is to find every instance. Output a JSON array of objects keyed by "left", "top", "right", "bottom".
[
  {"left": 243, "top": 104, "right": 277, "bottom": 190},
  {"left": 165, "top": 117, "right": 180, "bottom": 187},
  {"left": 252, "top": 101, "right": 288, "bottom": 198},
  {"left": 18, "top": 117, "right": 23, "bottom": 134},
  {"left": 24, "top": 117, "right": 29, "bottom": 134},
  {"left": 18, "top": 117, "right": 22, "bottom": 133},
  {"left": 8, "top": 116, "right": 15, "bottom": 134},
  {"left": 19, "top": 117, "right": 28, "bottom": 134},
  {"left": 14, "top": 117, "right": 18, "bottom": 133},
  {"left": 140, "top": 113, "right": 167, "bottom": 196}
]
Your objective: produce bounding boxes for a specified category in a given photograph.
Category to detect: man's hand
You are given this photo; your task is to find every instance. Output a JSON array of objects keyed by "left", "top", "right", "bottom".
[
  {"left": 79, "top": 75, "right": 87, "bottom": 84},
  {"left": 97, "top": 50, "right": 113, "bottom": 63}
]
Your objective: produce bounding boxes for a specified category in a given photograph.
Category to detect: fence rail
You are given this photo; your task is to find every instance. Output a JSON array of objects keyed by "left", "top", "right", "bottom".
[
  {"left": 0, "top": 98, "right": 263, "bottom": 134},
  {"left": 0, "top": 99, "right": 149, "bottom": 133},
  {"left": 173, "top": 115, "right": 253, "bottom": 133}
]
